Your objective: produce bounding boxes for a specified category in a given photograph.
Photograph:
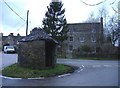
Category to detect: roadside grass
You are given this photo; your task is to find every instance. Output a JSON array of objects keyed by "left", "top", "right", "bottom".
[
  {"left": 2, "top": 63, "right": 74, "bottom": 78},
  {"left": 77, "top": 57, "right": 118, "bottom": 60},
  {"left": 0, "top": 45, "right": 2, "bottom": 51}
]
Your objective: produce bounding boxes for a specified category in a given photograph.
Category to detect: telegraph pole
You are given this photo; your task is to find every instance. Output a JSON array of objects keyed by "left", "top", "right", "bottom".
[{"left": 26, "top": 10, "right": 29, "bottom": 36}]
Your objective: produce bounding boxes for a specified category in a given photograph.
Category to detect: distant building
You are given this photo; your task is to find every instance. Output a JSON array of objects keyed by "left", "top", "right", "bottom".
[
  {"left": 1, "top": 33, "right": 24, "bottom": 47},
  {"left": 66, "top": 17, "right": 103, "bottom": 58}
]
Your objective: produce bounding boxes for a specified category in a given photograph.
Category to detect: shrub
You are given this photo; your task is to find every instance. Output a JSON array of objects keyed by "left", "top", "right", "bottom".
[{"left": 80, "top": 45, "right": 92, "bottom": 53}]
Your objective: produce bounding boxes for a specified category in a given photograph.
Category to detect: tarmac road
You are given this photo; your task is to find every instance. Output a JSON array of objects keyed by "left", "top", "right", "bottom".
[{"left": 0, "top": 54, "right": 119, "bottom": 86}]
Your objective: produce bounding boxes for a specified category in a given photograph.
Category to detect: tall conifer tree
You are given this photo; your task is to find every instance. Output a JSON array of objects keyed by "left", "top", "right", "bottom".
[{"left": 42, "top": 1, "right": 68, "bottom": 43}]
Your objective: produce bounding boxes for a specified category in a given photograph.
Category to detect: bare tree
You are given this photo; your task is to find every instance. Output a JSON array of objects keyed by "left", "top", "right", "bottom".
[
  {"left": 107, "top": 15, "right": 119, "bottom": 45},
  {"left": 97, "top": 5, "right": 109, "bottom": 35},
  {"left": 85, "top": 12, "right": 99, "bottom": 23}
]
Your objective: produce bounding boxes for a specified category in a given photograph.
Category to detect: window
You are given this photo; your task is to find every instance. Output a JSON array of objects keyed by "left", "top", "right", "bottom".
[
  {"left": 69, "top": 45, "right": 73, "bottom": 51},
  {"left": 80, "top": 36, "right": 85, "bottom": 43},
  {"left": 69, "top": 36, "right": 73, "bottom": 41},
  {"left": 8, "top": 36, "right": 11, "bottom": 39},
  {"left": 91, "top": 36, "right": 96, "bottom": 43},
  {"left": 92, "top": 29, "right": 96, "bottom": 33}
]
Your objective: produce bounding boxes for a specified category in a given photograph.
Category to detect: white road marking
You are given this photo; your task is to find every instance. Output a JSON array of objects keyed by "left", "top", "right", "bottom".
[
  {"left": 82, "top": 65, "right": 84, "bottom": 68},
  {"left": 104, "top": 65, "right": 112, "bottom": 67},
  {"left": 58, "top": 74, "right": 71, "bottom": 78},
  {"left": 77, "top": 65, "right": 85, "bottom": 73},
  {"left": 1, "top": 76, "right": 22, "bottom": 79},
  {"left": 1, "top": 75, "right": 44, "bottom": 80},
  {"left": 28, "top": 77, "right": 44, "bottom": 80},
  {"left": 92, "top": 65, "right": 101, "bottom": 68},
  {"left": 77, "top": 69, "right": 84, "bottom": 73},
  {"left": 80, "top": 69, "right": 83, "bottom": 71}
]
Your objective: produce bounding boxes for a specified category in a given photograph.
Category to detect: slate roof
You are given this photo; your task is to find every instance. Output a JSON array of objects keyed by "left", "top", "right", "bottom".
[
  {"left": 2, "top": 34, "right": 24, "bottom": 45},
  {"left": 19, "top": 27, "right": 58, "bottom": 44},
  {"left": 67, "top": 22, "right": 101, "bottom": 32}
]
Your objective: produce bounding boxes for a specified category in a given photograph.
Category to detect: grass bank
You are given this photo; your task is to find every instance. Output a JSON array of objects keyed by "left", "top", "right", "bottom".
[
  {"left": 77, "top": 57, "right": 118, "bottom": 60},
  {"left": 2, "top": 63, "right": 74, "bottom": 78}
]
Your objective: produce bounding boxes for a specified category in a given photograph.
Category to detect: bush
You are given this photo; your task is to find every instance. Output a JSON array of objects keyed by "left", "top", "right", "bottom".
[
  {"left": 73, "top": 43, "right": 119, "bottom": 59},
  {"left": 80, "top": 45, "right": 92, "bottom": 54},
  {"left": 100, "top": 43, "right": 118, "bottom": 54}
]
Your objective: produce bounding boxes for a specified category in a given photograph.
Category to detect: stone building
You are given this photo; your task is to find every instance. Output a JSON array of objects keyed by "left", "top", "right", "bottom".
[
  {"left": 0, "top": 33, "right": 24, "bottom": 51},
  {"left": 18, "top": 27, "right": 58, "bottom": 69},
  {"left": 1, "top": 33, "right": 24, "bottom": 46},
  {"left": 66, "top": 17, "right": 103, "bottom": 57}
]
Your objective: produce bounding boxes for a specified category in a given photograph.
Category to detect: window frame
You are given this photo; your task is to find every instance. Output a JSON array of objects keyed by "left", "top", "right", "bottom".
[
  {"left": 91, "top": 29, "right": 96, "bottom": 33},
  {"left": 69, "top": 45, "right": 73, "bottom": 51},
  {"left": 80, "top": 36, "right": 85, "bottom": 43},
  {"left": 69, "top": 36, "right": 73, "bottom": 41},
  {"left": 91, "top": 35, "right": 96, "bottom": 43}
]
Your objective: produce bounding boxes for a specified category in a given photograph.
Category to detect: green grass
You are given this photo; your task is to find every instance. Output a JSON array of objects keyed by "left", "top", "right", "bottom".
[
  {"left": 77, "top": 57, "right": 118, "bottom": 60},
  {"left": 0, "top": 45, "right": 2, "bottom": 51},
  {"left": 2, "top": 63, "right": 73, "bottom": 78}
]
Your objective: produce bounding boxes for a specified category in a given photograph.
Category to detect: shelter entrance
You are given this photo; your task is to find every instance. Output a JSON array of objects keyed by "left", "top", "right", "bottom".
[{"left": 45, "top": 41, "right": 55, "bottom": 67}]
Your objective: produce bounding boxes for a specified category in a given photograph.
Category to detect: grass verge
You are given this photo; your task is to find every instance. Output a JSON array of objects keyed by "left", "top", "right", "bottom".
[
  {"left": 78, "top": 57, "right": 118, "bottom": 60},
  {"left": 2, "top": 63, "right": 74, "bottom": 78}
]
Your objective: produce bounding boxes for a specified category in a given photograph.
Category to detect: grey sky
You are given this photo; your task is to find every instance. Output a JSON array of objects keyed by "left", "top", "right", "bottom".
[{"left": 0, "top": 0, "right": 119, "bottom": 36}]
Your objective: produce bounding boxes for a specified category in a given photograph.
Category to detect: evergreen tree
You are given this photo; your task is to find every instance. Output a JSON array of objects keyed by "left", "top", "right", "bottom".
[{"left": 42, "top": 1, "right": 68, "bottom": 43}]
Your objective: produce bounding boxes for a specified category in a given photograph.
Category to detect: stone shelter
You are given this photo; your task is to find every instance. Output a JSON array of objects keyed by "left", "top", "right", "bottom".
[{"left": 18, "top": 27, "right": 58, "bottom": 69}]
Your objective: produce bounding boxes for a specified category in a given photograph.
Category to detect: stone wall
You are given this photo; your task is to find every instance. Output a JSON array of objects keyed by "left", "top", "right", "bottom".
[{"left": 18, "top": 40, "right": 46, "bottom": 69}]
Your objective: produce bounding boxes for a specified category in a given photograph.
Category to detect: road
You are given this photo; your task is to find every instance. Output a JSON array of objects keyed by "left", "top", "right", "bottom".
[
  {"left": 0, "top": 53, "right": 119, "bottom": 86},
  {"left": 1, "top": 53, "right": 18, "bottom": 70}
]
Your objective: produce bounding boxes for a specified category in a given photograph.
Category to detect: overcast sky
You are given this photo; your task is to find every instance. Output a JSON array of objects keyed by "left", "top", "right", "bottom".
[{"left": 0, "top": 0, "right": 119, "bottom": 36}]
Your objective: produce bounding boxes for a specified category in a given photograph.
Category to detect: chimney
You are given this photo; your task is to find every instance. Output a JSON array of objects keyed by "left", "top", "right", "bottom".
[
  {"left": 9, "top": 33, "right": 14, "bottom": 36},
  {"left": 0, "top": 33, "right": 3, "bottom": 37},
  {"left": 100, "top": 17, "right": 103, "bottom": 26},
  {"left": 17, "top": 33, "right": 20, "bottom": 37}
]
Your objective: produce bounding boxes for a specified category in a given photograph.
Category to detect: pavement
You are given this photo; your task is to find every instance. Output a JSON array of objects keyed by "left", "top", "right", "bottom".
[{"left": 0, "top": 53, "right": 119, "bottom": 87}]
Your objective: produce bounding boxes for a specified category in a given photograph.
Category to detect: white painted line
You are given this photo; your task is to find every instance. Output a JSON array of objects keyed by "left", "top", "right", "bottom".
[
  {"left": 92, "top": 65, "right": 101, "bottom": 68},
  {"left": 80, "top": 69, "right": 83, "bottom": 71},
  {"left": 104, "top": 65, "right": 112, "bottom": 67},
  {"left": 8, "top": 78, "right": 22, "bottom": 80},
  {"left": 2, "top": 76, "right": 22, "bottom": 79},
  {"left": 78, "top": 65, "right": 85, "bottom": 73},
  {"left": 77, "top": 68, "right": 84, "bottom": 73},
  {"left": 1, "top": 76, "right": 44, "bottom": 80},
  {"left": 28, "top": 77, "right": 44, "bottom": 80},
  {"left": 58, "top": 74, "right": 70, "bottom": 78},
  {"left": 82, "top": 65, "right": 84, "bottom": 68}
]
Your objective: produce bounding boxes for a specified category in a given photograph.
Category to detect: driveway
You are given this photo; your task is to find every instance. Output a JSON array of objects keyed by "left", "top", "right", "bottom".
[{"left": 1, "top": 54, "right": 119, "bottom": 86}]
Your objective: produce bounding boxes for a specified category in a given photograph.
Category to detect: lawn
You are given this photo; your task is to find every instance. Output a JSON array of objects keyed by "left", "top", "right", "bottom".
[
  {"left": 0, "top": 45, "right": 2, "bottom": 51},
  {"left": 2, "top": 63, "right": 74, "bottom": 78},
  {"left": 78, "top": 57, "right": 118, "bottom": 60}
]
